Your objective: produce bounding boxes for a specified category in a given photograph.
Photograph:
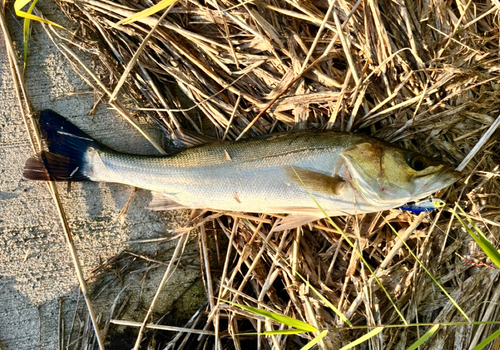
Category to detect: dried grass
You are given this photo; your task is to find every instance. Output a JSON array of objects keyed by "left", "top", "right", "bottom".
[{"left": 34, "top": 0, "right": 500, "bottom": 348}]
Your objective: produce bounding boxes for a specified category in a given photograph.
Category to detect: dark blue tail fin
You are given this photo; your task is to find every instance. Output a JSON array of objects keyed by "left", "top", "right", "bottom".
[{"left": 23, "top": 110, "right": 107, "bottom": 182}]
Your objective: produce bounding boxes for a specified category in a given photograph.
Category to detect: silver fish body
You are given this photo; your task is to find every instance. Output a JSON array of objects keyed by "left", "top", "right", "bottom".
[
  {"left": 24, "top": 110, "right": 460, "bottom": 222},
  {"left": 88, "top": 132, "right": 369, "bottom": 214}
]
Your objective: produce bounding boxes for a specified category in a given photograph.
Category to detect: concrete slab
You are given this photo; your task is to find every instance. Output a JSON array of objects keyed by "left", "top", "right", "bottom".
[{"left": 0, "top": 3, "right": 203, "bottom": 349}]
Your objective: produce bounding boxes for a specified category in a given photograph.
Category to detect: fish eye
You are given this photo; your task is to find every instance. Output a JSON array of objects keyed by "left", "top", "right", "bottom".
[{"left": 406, "top": 153, "right": 428, "bottom": 171}]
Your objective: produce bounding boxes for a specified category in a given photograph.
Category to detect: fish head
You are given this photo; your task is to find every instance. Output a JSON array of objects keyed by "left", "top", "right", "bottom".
[{"left": 340, "top": 141, "right": 460, "bottom": 207}]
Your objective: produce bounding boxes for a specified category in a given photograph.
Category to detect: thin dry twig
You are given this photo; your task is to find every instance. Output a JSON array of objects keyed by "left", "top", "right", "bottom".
[{"left": 132, "top": 232, "right": 190, "bottom": 350}]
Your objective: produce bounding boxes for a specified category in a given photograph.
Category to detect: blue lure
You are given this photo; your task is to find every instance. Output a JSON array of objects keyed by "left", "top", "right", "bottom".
[{"left": 399, "top": 198, "right": 446, "bottom": 214}]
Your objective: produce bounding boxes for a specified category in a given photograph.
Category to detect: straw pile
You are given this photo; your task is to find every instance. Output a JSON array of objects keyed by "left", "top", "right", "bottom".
[{"left": 48, "top": 0, "right": 500, "bottom": 348}]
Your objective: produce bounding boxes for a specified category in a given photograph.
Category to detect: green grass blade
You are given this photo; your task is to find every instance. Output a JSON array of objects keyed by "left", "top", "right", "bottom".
[
  {"left": 117, "top": 0, "right": 178, "bottom": 25},
  {"left": 406, "top": 324, "right": 439, "bottom": 350},
  {"left": 471, "top": 327, "right": 500, "bottom": 350},
  {"left": 329, "top": 321, "right": 500, "bottom": 330},
  {"left": 300, "top": 330, "right": 328, "bottom": 350},
  {"left": 222, "top": 299, "right": 318, "bottom": 333},
  {"left": 339, "top": 328, "right": 383, "bottom": 350},
  {"left": 262, "top": 329, "right": 309, "bottom": 335},
  {"left": 15, "top": 0, "right": 63, "bottom": 28},
  {"left": 22, "top": 0, "right": 38, "bottom": 72},
  {"left": 289, "top": 167, "right": 408, "bottom": 325},
  {"left": 383, "top": 217, "right": 471, "bottom": 322},
  {"left": 454, "top": 204, "right": 500, "bottom": 269}
]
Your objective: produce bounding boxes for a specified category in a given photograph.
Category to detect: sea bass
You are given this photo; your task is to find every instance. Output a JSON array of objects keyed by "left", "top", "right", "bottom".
[{"left": 24, "top": 110, "right": 460, "bottom": 228}]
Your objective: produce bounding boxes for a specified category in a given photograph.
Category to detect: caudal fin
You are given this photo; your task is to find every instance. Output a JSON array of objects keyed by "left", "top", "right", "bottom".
[
  {"left": 23, "top": 110, "right": 107, "bottom": 182},
  {"left": 23, "top": 151, "right": 92, "bottom": 181}
]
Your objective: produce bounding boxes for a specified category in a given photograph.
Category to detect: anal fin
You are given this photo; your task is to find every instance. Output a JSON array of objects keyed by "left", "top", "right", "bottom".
[
  {"left": 272, "top": 214, "right": 322, "bottom": 231},
  {"left": 148, "top": 192, "right": 191, "bottom": 211}
]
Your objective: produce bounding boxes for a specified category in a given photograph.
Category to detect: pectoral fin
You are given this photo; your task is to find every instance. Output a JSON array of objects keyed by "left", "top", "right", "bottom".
[{"left": 284, "top": 166, "right": 345, "bottom": 196}]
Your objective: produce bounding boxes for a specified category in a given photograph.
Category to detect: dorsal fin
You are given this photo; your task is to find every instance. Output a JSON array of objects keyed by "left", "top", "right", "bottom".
[{"left": 171, "top": 129, "right": 217, "bottom": 149}]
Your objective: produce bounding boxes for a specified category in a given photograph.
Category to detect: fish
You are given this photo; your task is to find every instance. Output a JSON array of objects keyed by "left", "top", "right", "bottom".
[
  {"left": 23, "top": 110, "right": 461, "bottom": 230},
  {"left": 399, "top": 198, "right": 446, "bottom": 214}
]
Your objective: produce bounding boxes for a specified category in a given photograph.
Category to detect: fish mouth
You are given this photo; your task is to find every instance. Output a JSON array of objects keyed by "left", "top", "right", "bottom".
[
  {"left": 419, "top": 167, "right": 461, "bottom": 197},
  {"left": 435, "top": 167, "right": 461, "bottom": 187}
]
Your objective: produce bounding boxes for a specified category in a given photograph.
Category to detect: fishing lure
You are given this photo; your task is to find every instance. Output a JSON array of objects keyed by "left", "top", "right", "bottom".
[{"left": 399, "top": 198, "right": 446, "bottom": 214}]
